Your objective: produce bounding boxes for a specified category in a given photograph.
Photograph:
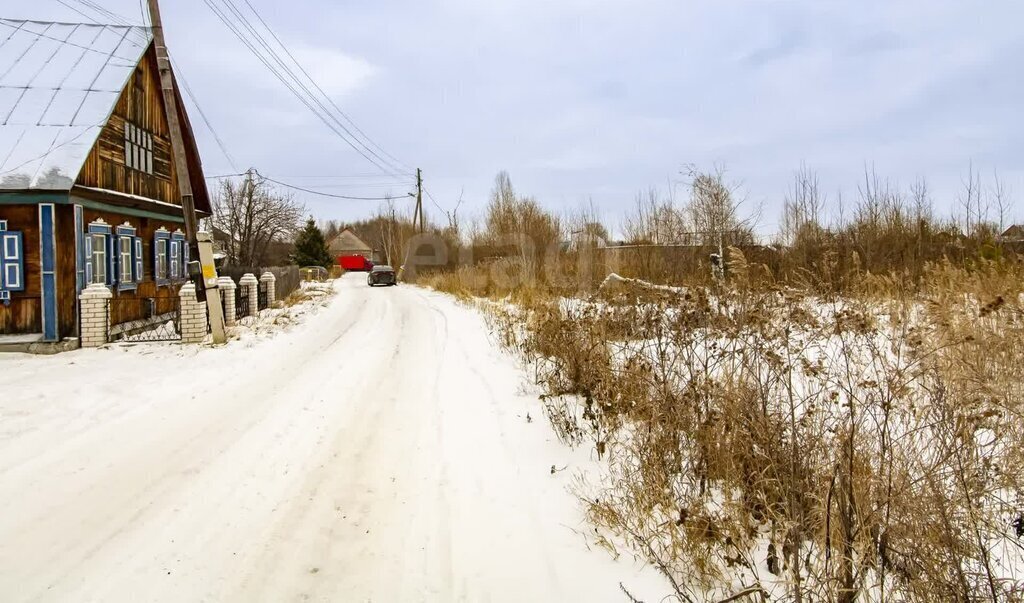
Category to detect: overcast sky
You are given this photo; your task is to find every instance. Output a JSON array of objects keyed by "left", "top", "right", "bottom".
[{"left": 12, "top": 0, "right": 1024, "bottom": 235}]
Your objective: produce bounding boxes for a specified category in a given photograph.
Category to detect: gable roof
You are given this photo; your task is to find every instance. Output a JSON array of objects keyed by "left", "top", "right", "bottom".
[
  {"left": 1001, "top": 225, "right": 1024, "bottom": 240},
  {"left": 329, "top": 228, "right": 372, "bottom": 254},
  {"left": 0, "top": 19, "right": 151, "bottom": 190}
]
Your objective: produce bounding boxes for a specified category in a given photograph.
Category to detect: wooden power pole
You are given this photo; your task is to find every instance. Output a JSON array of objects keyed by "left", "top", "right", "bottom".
[
  {"left": 147, "top": 0, "right": 226, "bottom": 344},
  {"left": 148, "top": 0, "right": 197, "bottom": 244},
  {"left": 415, "top": 168, "right": 424, "bottom": 233}
]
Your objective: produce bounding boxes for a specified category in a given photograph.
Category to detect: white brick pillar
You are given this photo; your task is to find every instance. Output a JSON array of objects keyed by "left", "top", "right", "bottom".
[
  {"left": 178, "top": 283, "right": 208, "bottom": 344},
  {"left": 240, "top": 273, "right": 259, "bottom": 318},
  {"left": 260, "top": 271, "right": 277, "bottom": 308},
  {"left": 218, "top": 276, "right": 237, "bottom": 326},
  {"left": 78, "top": 283, "right": 112, "bottom": 348}
]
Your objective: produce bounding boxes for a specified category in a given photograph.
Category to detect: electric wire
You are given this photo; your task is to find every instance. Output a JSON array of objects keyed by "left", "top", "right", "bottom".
[
  {"left": 212, "top": 0, "right": 410, "bottom": 178},
  {"left": 239, "top": 0, "right": 413, "bottom": 174},
  {"left": 229, "top": 0, "right": 410, "bottom": 176},
  {"left": 202, "top": 0, "right": 404, "bottom": 180},
  {"left": 257, "top": 172, "right": 412, "bottom": 200},
  {"left": 203, "top": 0, "right": 411, "bottom": 179}
]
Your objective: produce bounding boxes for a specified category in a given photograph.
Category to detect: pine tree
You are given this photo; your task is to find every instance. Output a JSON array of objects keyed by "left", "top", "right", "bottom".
[{"left": 291, "top": 218, "right": 334, "bottom": 268}]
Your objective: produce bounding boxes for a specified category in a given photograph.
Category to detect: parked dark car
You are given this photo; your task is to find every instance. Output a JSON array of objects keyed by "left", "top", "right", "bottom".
[{"left": 367, "top": 265, "right": 397, "bottom": 286}]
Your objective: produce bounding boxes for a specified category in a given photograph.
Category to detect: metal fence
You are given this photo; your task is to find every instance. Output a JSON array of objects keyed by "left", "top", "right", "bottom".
[
  {"left": 235, "top": 288, "right": 252, "bottom": 321},
  {"left": 108, "top": 296, "right": 181, "bottom": 342},
  {"left": 267, "top": 266, "right": 300, "bottom": 300},
  {"left": 257, "top": 282, "right": 269, "bottom": 310},
  {"left": 217, "top": 265, "right": 300, "bottom": 303}
]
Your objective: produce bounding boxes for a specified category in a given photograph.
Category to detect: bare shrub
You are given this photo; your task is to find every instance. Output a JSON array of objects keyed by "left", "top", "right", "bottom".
[{"left": 485, "top": 258, "right": 1024, "bottom": 602}]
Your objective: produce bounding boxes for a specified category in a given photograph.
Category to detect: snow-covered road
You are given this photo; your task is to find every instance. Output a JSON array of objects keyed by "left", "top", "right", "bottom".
[{"left": 0, "top": 274, "right": 661, "bottom": 602}]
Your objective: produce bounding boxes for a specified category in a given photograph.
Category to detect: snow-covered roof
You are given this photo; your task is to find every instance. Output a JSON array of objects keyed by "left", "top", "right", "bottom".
[
  {"left": 329, "top": 229, "right": 373, "bottom": 254},
  {"left": 0, "top": 19, "right": 152, "bottom": 191}
]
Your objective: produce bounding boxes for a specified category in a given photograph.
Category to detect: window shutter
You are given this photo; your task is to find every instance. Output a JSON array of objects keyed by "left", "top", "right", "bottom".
[
  {"left": 1, "top": 232, "right": 24, "bottom": 291},
  {"left": 134, "top": 237, "right": 143, "bottom": 282},
  {"left": 170, "top": 241, "right": 179, "bottom": 279},
  {"left": 106, "top": 235, "right": 115, "bottom": 286},
  {"left": 84, "top": 234, "right": 93, "bottom": 284},
  {"left": 0, "top": 234, "right": 8, "bottom": 289},
  {"left": 183, "top": 242, "right": 190, "bottom": 277}
]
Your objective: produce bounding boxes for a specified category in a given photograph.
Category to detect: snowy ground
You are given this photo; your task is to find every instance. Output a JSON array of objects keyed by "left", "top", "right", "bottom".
[{"left": 0, "top": 273, "right": 664, "bottom": 602}]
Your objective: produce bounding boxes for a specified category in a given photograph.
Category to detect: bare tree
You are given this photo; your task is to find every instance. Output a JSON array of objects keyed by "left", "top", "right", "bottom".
[
  {"left": 684, "top": 165, "right": 755, "bottom": 247},
  {"left": 992, "top": 169, "right": 1011, "bottom": 233},
  {"left": 211, "top": 169, "right": 304, "bottom": 266},
  {"left": 782, "top": 164, "right": 826, "bottom": 246},
  {"left": 959, "top": 162, "right": 985, "bottom": 235},
  {"left": 624, "top": 188, "right": 690, "bottom": 245}
]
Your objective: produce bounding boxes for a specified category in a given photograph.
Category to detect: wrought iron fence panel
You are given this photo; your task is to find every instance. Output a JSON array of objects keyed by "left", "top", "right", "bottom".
[
  {"left": 236, "top": 290, "right": 251, "bottom": 320},
  {"left": 108, "top": 296, "right": 182, "bottom": 343},
  {"left": 257, "top": 283, "right": 269, "bottom": 310}
]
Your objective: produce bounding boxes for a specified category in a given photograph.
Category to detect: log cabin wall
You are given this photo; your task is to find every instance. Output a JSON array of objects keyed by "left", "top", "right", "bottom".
[
  {"left": 82, "top": 207, "right": 186, "bottom": 327},
  {"left": 0, "top": 204, "right": 42, "bottom": 334},
  {"left": 75, "top": 45, "right": 181, "bottom": 206},
  {"left": 83, "top": 206, "right": 185, "bottom": 296}
]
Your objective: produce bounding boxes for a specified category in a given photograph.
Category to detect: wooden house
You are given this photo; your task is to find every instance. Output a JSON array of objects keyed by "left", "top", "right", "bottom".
[
  {"left": 328, "top": 228, "right": 376, "bottom": 262},
  {"left": 0, "top": 19, "right": 210, "bottom": 347},
  {"left": 1000, "top": 225, "right": 1024, "bottom": 242}
]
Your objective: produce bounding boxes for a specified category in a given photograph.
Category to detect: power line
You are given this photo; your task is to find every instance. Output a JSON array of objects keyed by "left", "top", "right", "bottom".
[
  {"left": 202, "top": 0, "right": 412, "bottom": 179},
  {"left": 169, "top": 53, "right": 239, "bottom": 173},
  {"left": 239, "top": 0, "right": 413, "bottom": 174},
  {"left": 54, "top": 0, "right": 100, "bottom": 24},
  {"left": 424, "top": 187, "right": 446, "bottom": 213},
  {"left": 257, "top": 171, "right": 413, "bottom": 200},
  {"left": 212, "top": 0, "right": 410, "bottom": 178},
  {"left": 76, "top": 0, "right": 138, "bottom": 25},
  {"left": 225, "top": 0, "right": 410, "bottom": 176},
  {"left": 204, "top": 172, "right": 248, "bottom": 179},
  {"left": 202, "top": 0, "right": 393, "bottom": 178},
  {"left": 52, "top": 3, "right": 235, "bottom": 174}
]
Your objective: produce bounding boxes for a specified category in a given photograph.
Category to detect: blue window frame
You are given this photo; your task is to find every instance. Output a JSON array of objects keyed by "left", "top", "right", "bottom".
[
  {"left": 0, "top": 222, "right": 25, "bottom": 293},
  {"left": 86, "top": 220, "right": 114, "bottom": 287}
]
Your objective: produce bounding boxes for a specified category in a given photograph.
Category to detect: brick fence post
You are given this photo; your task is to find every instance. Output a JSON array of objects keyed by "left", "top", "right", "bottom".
[
  {"left": 79, "top": 283, "right": 112, "bottom": 347},
  {"left": 240, "top": 273, "right": 259, "bottom": 317},
  {"left": 178, "top": 283, "right": 208, "bottom": 344},
  {"left": 260, "top": 271, "right": 277, "bottom": 308},
  {"left": 218, "top": 276, "right": 237, "bottom": 327}
]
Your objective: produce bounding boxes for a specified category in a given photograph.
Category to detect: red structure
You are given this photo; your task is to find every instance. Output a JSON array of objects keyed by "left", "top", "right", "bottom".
[{"left": 338, "top": 255, "right": 374, "bottom": 272}]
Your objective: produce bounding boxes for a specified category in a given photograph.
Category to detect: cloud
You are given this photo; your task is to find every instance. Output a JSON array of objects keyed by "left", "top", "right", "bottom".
[
  {"left": 286, "top": 44, "right": 377, "bottom": 100},
  {"left": 23, "top": 0, "right": 1024, "bottom": 231}
]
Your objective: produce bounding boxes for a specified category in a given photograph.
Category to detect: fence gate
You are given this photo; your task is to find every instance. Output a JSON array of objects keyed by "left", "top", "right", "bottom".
[
  {"left": 235, "top": 288, "right": 251, "bottom": 321},
  {"left": 107, "top": 297, "right": 182, "bottom": 342},
  {"left": 257, "top": 282, "right": 269, "bottom": 310}
]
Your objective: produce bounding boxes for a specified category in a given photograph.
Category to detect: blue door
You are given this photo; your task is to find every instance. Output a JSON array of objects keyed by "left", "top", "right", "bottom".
[{"left": 39, "top": 204, "right": 58, "bottom": 342}]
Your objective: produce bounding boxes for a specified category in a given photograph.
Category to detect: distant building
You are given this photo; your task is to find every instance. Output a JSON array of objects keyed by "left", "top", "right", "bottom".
[
  {"left": 328, "top": 229, "right": 376, "bottom": 262},
  {"left": 999, "top": 225, "right": 1024, "bottom": 242}
]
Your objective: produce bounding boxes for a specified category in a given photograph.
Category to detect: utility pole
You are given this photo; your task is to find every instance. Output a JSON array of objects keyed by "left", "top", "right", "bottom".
[
  {"left": 148, "top": 0, "right": 196, "bottom": 244},
  {"left": 415, "top": 167, "right": 424, "bottom": 234},
  {"left": 148, "top": 0, "right": 226, "bottom": 344}
]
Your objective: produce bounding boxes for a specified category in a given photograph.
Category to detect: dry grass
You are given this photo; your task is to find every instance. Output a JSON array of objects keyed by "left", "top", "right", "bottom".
[{"left": 481, "top": 255, "right": 1024, "bottom": 602}]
